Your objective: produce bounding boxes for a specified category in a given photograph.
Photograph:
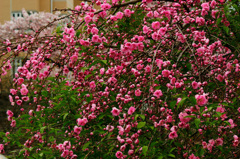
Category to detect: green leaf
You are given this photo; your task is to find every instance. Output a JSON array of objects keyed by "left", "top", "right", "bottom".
[
  {"left": 170, "top": 101, "right": 177, "bottom": 109},
  {"left": 40, "top": 126, "right": 46, "bottom": 134},
  {"left": 86, "top": 94, "right": 93, "bottom": 103},
  {"left": 224, "top": 121, "right": 231, "bottom": 126},
  {"left": 216, "top": 112, "right": 222, "bottom": 117},
  {"left": 186, "top": 63, "right": 192, "bottom": 70},
  {"left": 168, "top": 154, "right": 175, "bottom": 158},
  {"left": 174, "top": 142, "right": 183, "bottom": 148},
  {"left": 139, "top": 114, "right": 145, "bottom": 120},
  {"left": 223, "top": 26, "right": 229, "bottom": 35},
  {"left": 158, "top": 156, "right": 163, "bottom": 159},
  {"left": 184, "top": 115, "right": 195, "bottom": 118},
  {"left": 39, "top": 153, "right": 44, "bottom": 157},
  {"left": 217, "top": 18, "right": 222, "bottom": 25},
  {"left": 189, "top": 96, "right": 197, "bottom": 105},
  {"left": 85, "top": 74, "right": 93, "bottom": 80},
  {"left": 170, "top": 148, "right": 176, "bottom": 153},
  {"left": 82, "top": 142, "right": 91, "bottom": 151},
  {"left": 41, "top": 91, "right": 48, "bottom": 97},
  {"left": 177, "top": 97, "right": 187, "bottom": 108},
  {"left": 137, "top": 122, "right": 146, "bottom": 129},
  {"left": 135, "top": 114, "right": 139, "bottom": 120},
  {"left": 56, "top": 25, "right": 63, "bottom": 33},
  {"left": 142, "top": 146, "right": 148, "bottom": 156},
  {"left": 63, "top": 113, "right": 69, "bottom": 121},
  {"left": 101, "top": 60, "right": 107, "bottom": 64},
  {"left": 76, "top": 30, "right": 81, "bottom": 37},
  {"left": 194, "top": 118, "right": 201, "bottom": 129},
  {"left": 198, "top": 148, "right": 204, "bottom": 156}
]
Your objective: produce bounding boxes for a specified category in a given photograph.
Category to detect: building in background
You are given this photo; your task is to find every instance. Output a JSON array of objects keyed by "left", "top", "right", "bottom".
[{"left": 0, "top": 0, "right": 82, "bottom": 24}]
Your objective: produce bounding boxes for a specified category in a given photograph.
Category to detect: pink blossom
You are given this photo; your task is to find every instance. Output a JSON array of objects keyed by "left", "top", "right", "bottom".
[
  {"left": 77, "top": 118, "right": 88, "bottom": 126},
  {"left": 179, "top": 112, "right": 191, "bottom": 123},
  {"left": 116, "top": 12, "right": 124, "bottom": 19},
  {"left": 128, "top": 149, "right": 134, "bottom": 156},
  {"left": 169, "top": 131, "right": 178, "bottom": 139},
  {"left": 29, "top": 110, "right": 33, "bottom": 116},
  {"left": 215, "top": 138, "right": 223, "bottom": 146},
  {"left": 167, "top": 115, "right": 173, "bottom": 122},
  {"left": 89, "top": 81, "right": 96, "bottom": 89},
  {"left": 91, "top": 27, "right": 99, "bottom": 35},
  {"left": 120, "top": 145, "right": 126, "bottom": 151},
  {"left": 196, "top": 17, "right": 205, "bottom": 26},
  {"left": 10, "top": 89, "right": 17, "bottom": 95},
  {"left": 211, "top": 0, "right": 217, "bottom": 8},
  {"left": 11, "top": 120, "right": 16, "bottom": 127},
  {"left": 61, "top": 150, "right": 69, "bottom": 158},
  {"left": 112, "top": 0, "right": 119, "bottom": 4},
  {"left": 156, "top": 59, "right": 163, "bottom": 69},
  {"left": 111, "top": 107, "right": 120, "bottom": 116},
  {"left": 195, "top": 94, "right": 208, "bottom": 106},
  {"left": 75, "top": 5, "right": 81, "bottom": 11},
  {"left": 143, "top": 0, "right": 153, "bottom": 3},
  {"left": 116, "top": 151, "right": 123, "bottom": 158},
  {"left": 192, "top": 81, "right": 199, "bottom": 89},
  {"left": 92, "top": 35, "right": 99, "bottom": 42},
  {"left": 0, "top": 144, "right": 4, "bottom": 151},
  {"left": 128, "top": 106, "right": 136, "bottom": 115},
  {"left": 17, "top": 78, "right": 24, "bottom": 85},
  {"left": 100, "top": 68, "right": 105, "bottom": 75},
  {"left": 144, "top": 65, "right": 151, "bottom": 72},
  {"left": 7, "top": 110, "right": 13, "bottom": 117},
  {"left": 126, "top": 138, "right": 132, "bottom": 144},
  {"left": 117, "top": 126, "right": 124, "bottom": 136},
  {"left": 216, "top": 74, "right": 224, "bottom": 82},
  {"left": 138, "top": 36, "right": 144, "bottom": 42},
  {"left": 202, "top": 141, "right": 207, "bottom": 149},
  {"left": 136, "top": 64, "right": 144, "bottom": 70},
  {"left": 20, "top": 87, "right": 28, "bottom": 96},
  {"left": 228, "top": 119, "right": 235, "bottom": 128},
  {"left": 233, "top": 135, "right": 238, "bottom": 141},
  {"left": 74, "top": 126, "right": 82, "bottom": 135},
  {"left": 201, "top": 2, "right": 210, "bottom": 11},
  {"left": 135, "top": 89, "right": 142, "bottom": 96},
  {"left": 16, "top": 100, "right": 22, "bottom": 106},
  {"left": 151, "top": 21, "right": 160, "bottom": 30},
  {"left": 124, "top": 9, "right": 132, "bottom": 17},
  {"left": 159, "top": 27, "right": 167, "bottom": 35},
  {"left": 143, "top": 25, "right": 150, "bottom": 34},
  {"left": 207, "top": 144, "right": 213, "bottom": 152},
  {"left": 125, "top": 124, "right": 131, "bottom": 133},
  {"left": 209, "top": 139, "right": 215, "bottom": 146},
  {"left": 216, "top": 106, "right": 225, "bottom": 113},
  {"left": 84, "top": 15, "right": 92, "bottom": 24},
  {"left": 162, "top": 69, "right": 170, "bottom": 77},
  {"left": 153, "top": 90, "right": 163, "bottom": 98},
  {"left": 188, "top": 153, "right": 199, "bottom": 159},
  {"left": 100, "top": 3, "right": 111, "bottom": 10}
]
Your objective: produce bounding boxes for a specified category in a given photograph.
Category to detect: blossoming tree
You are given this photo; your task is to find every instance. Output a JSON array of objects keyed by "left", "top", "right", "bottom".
[
  {"left": 0, "top": 9, "right": 62, "bottom": 40},
  {"left": 0, "top": 0, "right": 239, "bottom": 158}
]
